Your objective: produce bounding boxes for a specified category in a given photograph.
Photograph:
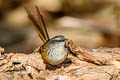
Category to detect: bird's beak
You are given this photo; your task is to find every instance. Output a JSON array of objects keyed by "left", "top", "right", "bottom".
[{"left": 64, "top": 38, "right": 68, "bottom": 41}]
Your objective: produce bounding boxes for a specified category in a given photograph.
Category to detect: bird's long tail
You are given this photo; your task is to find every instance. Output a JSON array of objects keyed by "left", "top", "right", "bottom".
[{"left": 24, "top": 6, "right": 49, "bottom": 43}]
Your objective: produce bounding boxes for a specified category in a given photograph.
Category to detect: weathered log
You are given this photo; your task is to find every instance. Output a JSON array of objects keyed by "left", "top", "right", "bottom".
[{"left": 0, "top": 40, "right": 120, "bottom": 80}]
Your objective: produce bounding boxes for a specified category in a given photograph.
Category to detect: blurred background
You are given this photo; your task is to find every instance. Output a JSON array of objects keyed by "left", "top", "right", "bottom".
[{"left": 0, "top": 0, "right": 120, "bottom": 53}]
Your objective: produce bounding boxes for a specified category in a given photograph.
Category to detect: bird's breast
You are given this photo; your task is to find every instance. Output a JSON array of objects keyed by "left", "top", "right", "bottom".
[{"left": 41, "top": 41, "right": 68, "bottom": 65}]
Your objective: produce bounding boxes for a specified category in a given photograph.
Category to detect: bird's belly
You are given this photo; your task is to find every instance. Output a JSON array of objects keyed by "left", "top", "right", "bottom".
[
  {"left": 48, "top": 47, "right": 68, "bottom": 65},
  {"left": 43, "top": 42, "right": 68, "bottom": 65}
]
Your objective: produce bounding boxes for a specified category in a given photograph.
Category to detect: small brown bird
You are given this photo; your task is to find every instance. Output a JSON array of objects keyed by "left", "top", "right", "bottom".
[{"left": 25, "top": 6, "right": 69, "bottom": 65}]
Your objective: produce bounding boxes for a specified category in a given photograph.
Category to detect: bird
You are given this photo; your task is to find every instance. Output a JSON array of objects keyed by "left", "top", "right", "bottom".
[{"left": 25, "top": 6, "right": 69, "bottom": 65}]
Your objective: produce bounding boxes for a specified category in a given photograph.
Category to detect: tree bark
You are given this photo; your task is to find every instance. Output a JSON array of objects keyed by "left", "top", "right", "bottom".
[{"left": 0, "top": 40, "right": 120, "bottom": 80}]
